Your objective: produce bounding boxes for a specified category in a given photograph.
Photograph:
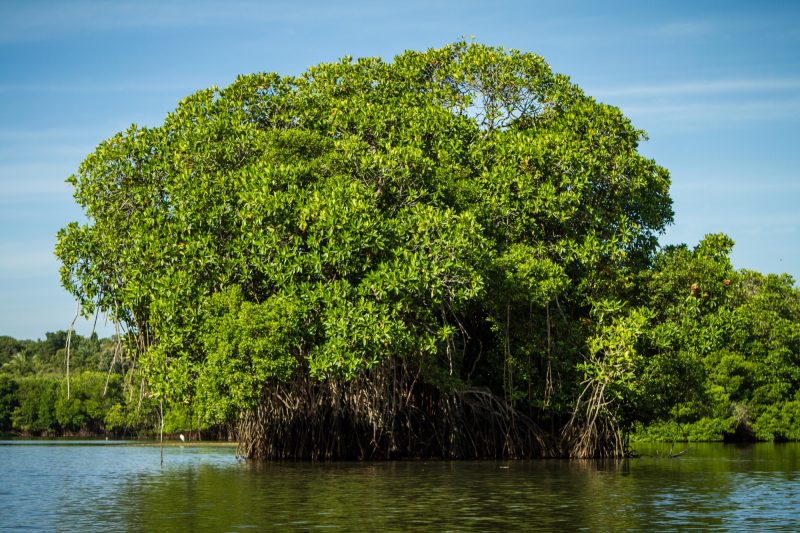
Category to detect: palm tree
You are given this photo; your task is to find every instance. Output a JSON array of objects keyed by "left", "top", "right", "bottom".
[{"left": 2, "top": 353, "right": 34, "bottom": 375}]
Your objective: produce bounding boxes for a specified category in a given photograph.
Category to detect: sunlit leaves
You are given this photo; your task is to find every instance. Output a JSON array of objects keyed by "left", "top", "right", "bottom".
[{"left": 56, "top": 41, "right": 677, "bottom": 430}]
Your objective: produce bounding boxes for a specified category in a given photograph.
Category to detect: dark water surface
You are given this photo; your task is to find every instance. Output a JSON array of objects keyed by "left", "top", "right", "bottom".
[{"left": 1, "top": 441, "right": 799, "bottom": 531}]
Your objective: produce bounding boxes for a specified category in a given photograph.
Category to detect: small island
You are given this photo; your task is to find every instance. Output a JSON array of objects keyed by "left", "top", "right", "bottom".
[{"left": 3, "top": 42, "right": 796, "bottom": 460}]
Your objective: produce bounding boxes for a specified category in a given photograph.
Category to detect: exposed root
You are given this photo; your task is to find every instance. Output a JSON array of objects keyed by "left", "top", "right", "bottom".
[
  {"left": 236, "top": 357, "right": 555, "bottom": 460},
  {"left": 561, "top": 378, "right": 626, "bottom": 458}
]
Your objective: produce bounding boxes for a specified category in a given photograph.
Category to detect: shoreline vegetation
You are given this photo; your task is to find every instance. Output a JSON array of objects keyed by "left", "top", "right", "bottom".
[
  {"left": 1, "top": 292, "right": 799, "bottom": 449},
  {"left": 0, "top": 436, "right": 237, "bottom": 447},
  {"left": 26, "top": 41, "right": 799, "bottom": 460}
]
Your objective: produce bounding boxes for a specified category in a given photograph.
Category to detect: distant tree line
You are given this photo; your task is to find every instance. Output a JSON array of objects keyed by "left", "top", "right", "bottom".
[{"left": 0, "top": 332, "right": 229, "bottom": 438}]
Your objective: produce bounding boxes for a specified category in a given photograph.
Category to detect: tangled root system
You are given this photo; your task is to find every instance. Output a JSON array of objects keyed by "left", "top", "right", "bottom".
[{"left": 236, "top": 358, "right": 557, "bottom": 460}]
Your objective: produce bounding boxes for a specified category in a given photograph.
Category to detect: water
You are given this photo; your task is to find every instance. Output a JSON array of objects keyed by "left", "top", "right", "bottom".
[{"left": 1, "top": 441, "right": 799, "bottom": 531}]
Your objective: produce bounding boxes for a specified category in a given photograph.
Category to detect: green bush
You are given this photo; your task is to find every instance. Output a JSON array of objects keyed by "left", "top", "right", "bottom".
[
  {"left": 55, "top": 372, "right": 124, "bottom": 434},
  {"left": 753, "top": 401, "right": 800, "bottom": 441},
  {"left": 0, "top": 374, "right": 19, "bottom": 431},
  {"left": 13, "top": 376, "right": 60, "bottom": 434}
]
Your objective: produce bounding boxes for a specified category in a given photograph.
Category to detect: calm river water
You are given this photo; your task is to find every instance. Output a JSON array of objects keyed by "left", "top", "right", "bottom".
[{"left": 0, "top": 441, "right": 799, "bottom": 531}]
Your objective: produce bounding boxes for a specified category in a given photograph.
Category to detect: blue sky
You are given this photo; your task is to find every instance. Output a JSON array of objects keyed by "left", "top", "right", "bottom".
[{"left": 1, "top": 0, "right": 798, "bottom": 339}]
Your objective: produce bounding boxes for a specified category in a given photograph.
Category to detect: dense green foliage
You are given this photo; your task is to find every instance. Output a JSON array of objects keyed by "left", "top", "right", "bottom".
[
  {"left": 2, "top": 331, "right": 122, "bottom": 377},
  {"left": 52, "top": 42, "right": 799, "bottom": 456},
  {"left": 0, "top": 332, "right": 216, "bottom": 437},
  {"left": 0, "top": 332, "right": 124, "bottom": 435},
  {"left": 632, "top": 238, "right": 800, "bottom": 442}
]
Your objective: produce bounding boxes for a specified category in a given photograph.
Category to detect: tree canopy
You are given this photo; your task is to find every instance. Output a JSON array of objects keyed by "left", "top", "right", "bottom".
[{"left": 55, "top": 41, "right": 700, "bottom": 458}]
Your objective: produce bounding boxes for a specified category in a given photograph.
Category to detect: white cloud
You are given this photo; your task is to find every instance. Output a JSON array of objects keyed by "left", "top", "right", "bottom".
[
  {"left": 0, "top": 0, "right": 239, "bottom": 43},
  {"left": 590, "top": 78, "right": 800, "bottom": 99},
  {"left": 0, "top": 0, "right": 417, "bottom": 44},
  {"left": 0, "top": 249, "right": 58, "bottom": 277},
  {"left": 620, "top": 98, "right": 800, "bottom": 123},
  {"left": 0, "top": 127, "right": 102, "bottom": 141},
  {"left": 587, "top": 77, "right": 800, "bottom": 125},
  {"left": 0, "top": 162, "right": 73, "bottom": 196},
  {"left": 671, "top": 180, "right": 800, "bottom": 193},
  {"left": 652, "top": 20, "right": 717, "bottom": 37},
  {"left": 0, "top": 143, "right": 94, "bottom": 162},
  {"left": 0, "top": 82, "right": 198, "bottom": 94},
  {"left": 669, "top": 211, "right": 800, "bottom": 230}
]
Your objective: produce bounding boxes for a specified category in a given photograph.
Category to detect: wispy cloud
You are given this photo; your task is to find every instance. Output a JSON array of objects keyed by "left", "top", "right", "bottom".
[
  {"left": 671, "top": 180, "right": 800, "bottom": 193},
  {"left": 1, "top": 147, "right": 89, "bottom": 164},
  {"left": 0, "top": 0, "right": 422, "bottom": 44},
  {"left": 591, "top": 78, "right": 800, "bottom": 99},
  {"left": 0, "top": 162, "right": 74, "bottom": 196},
  {"left": 0, "top": 249, "right": 58, "bottom": 277},
  {"left": 0, "top": 0, "right": 242, "bottom": 43},
  {"left": 669, "top": 211, "right": 800, "bottom": 229},
  {"left": 0, "top": 128, "right": 98, "bottom": 161},
  {"left": 652, "top": 20, "right": 717, "bottom": 38},
  {"left": 621, "top": 98, "right": 800, "bottom": 123},
  {"left": 0, "top": 82, "right": 198, "bottom": 95},
  {"left": 0, "top": 127, "right": 104, "bottom": 141}
]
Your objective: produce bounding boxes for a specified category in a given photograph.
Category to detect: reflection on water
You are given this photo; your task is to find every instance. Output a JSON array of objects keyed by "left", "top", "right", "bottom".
[{"left": 0, "top": 441, "right": 798, "bottom": 531}]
